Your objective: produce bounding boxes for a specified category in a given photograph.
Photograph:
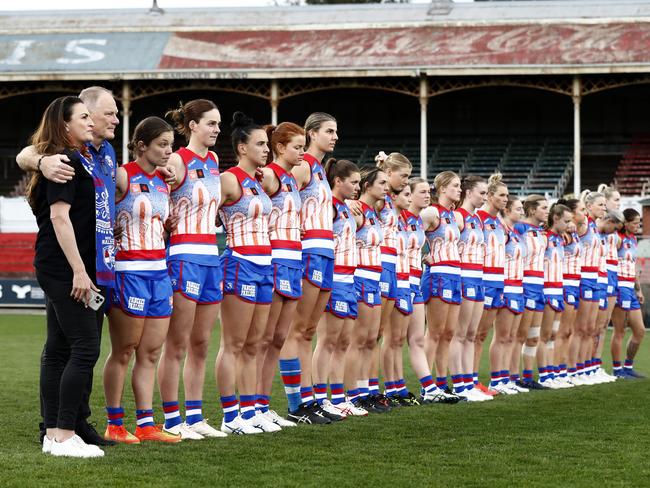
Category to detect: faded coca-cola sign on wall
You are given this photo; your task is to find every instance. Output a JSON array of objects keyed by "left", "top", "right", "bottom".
[{"left": 159, "top": 23, "right": 650, "bottom": 69}]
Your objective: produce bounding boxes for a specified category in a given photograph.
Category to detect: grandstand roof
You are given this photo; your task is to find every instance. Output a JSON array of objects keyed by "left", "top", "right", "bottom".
[{"left": 2, "top": 1, "right": 650, "bottom": 80}]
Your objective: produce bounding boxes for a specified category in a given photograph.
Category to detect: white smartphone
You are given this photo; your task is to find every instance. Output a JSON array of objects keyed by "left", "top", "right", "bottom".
[{"left": 87, "top": 289, "right": 105, "bottom": 311}]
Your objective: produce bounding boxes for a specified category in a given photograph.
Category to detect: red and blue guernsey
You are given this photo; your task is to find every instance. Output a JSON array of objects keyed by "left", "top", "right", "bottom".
[
  {"left": 427, "top": 204, "right": 461, "bottom": 273},
  {"left": 401, "top": 210, "right": 426, "bottom": 285},
  {"left": 219, "top": 167, "right": 272, "bottom": 266},
  {"left": 356, "top": 201, "right": 383, "bottom": 274},
  {"left": 168, "top": 147, "right": 221, "bottom": 265},
  {"left": 617, "top": 231, "right": 640, "bottom": 311},
  {"left": 114, "top": 162, "right": 169, "bottom": 278},
  {"left": 514, "top": 221, "right": 547, "bottom": 287},
  {"left": 266, "top": 162, "right": 302, "bottom": 268},
  {"left": 332, "top": 197, "right": 358, "bottom": 283},
  {"left": 300, "top": 153, "right": 334, "bottom": 258},
  {"left": 544, "top": 231, "right": 565, "bottom": 310},
  {"left": 580, "top": 218, "right": 603, "bottom": 280},
  {"left": 458, "top": 208, "right": 485, "bottom": 279},
  {"left": 478, "top": 210, "right": 506, "bottom": 286},
  {"left": 563, "top": 232, "right": 582, "bottom": 285},
  {"left": 378, "top": 194, "right": 399, "bottom": 270}
]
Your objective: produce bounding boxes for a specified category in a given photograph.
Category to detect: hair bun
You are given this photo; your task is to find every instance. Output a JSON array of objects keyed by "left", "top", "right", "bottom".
[
  {"left": 231, "top": 111, "right": 253, "bottom": 130},
  {"left": 375, "top": 151, "right": 388, "bottom": 164}
]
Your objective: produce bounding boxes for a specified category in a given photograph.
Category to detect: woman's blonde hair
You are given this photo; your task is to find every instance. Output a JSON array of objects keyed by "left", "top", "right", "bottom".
[
  {"left": 375, "top": 151, "right": 412, "bottom": 173},
  {"left": 487, "top": 172, "right": 506, "bottom": 195}
]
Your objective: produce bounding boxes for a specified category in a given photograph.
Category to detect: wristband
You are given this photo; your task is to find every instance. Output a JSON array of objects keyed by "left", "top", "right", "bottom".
[{"left": 37, "top": 156, "right": 44, "bottom": 172}]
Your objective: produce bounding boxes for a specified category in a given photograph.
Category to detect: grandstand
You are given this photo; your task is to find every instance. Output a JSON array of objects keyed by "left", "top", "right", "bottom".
[{"left": 1, "top": 0, "right": 650, "bottom": 304}]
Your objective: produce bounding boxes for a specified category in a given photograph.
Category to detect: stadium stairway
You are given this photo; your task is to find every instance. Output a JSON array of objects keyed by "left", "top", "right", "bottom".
[
  {"left": 614, "top": 135, "right": 650, "bottom": 196},
  {"left": 0, "top": 233, "right": 36, "bottom": 278}
]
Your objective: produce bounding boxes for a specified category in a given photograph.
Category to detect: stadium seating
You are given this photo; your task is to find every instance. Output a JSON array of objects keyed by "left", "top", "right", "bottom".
[
  {"left": 614, "top": 135, "right": 650, "bottom": 196},
  {"left": 0, "top": 136, "right": 607, "bottom": 200},
  {"left": 0, "top": 233, "right": 36, "bottom": 277},
  {"left": 336, "top": 135, "right": 574, "bottom": 198}
]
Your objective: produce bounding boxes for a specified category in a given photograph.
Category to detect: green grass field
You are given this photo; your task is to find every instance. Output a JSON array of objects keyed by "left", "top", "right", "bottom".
[{"left": 2, "top": 313, "right": 649, "bottom": 488}]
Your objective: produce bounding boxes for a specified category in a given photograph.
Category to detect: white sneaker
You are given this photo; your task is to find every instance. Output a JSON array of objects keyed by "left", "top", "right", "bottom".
[
  {"left": 264, "top": 410, "right": 297, "bottom": 428},
  {"left": 507, "top": 381, "right": 530, "bottom": 393},
  {"left": 338, "top": 400, "right": 369, "bottom": 417},
  {"left": 321, "top": 400, "right": 348, "bottom": 419},
  {"left": 468, "top": 387, "right": 494, "bottom": 401},
  {"left": 163, "top": 422, "right": 205, "bottom": 440},
  {"left": 554, "top": 377, "right": 575, "bottom": 388},
  {"left": 567, "top": 375, "right": 586, "bottom": 386},
  {"left": 186, "top": 420, "right": 228, "bottom": 438},
  {"left": 539, "top": 378, "right": 562, "bottom": 390},
  {"left": 51, "top": 435, "right": 104, "bottom": 458},
  {"left": 490, "top": 383, "right": 518, "bottom": 395},
  {"left": 249, "top": 412, "right": 282, "bottom": 433},
  {"left": 584, "top": 372, "right": 603, "bottom": 385},
  {"left": 42, "top": 435, "right": 53, "bottom": 454},
  {"left": 221, "top": 416, "right": 264, "bottom": 435},
  {"left": 456, "top": 388, "right": 489, "bottom": 402},
  {"left": 595, "top": 368, "right": 617, "bottom": 383}
]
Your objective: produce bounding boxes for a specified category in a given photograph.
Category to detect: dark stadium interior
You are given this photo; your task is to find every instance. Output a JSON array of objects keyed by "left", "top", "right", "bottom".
[{"left": 2, "top": 80, "right": 650, "bottom": 197}]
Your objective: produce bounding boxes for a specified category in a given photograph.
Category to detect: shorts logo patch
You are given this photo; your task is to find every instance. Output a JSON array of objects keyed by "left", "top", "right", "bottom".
[
  {"left": 399, "top": 298, "right": 408, "bottom": 309},
  {"left": 607, "top": 286, "right": 613, "bottom": 294},
  {"left": 599, "top": 299, "right": 606, "bottom": 307},
  {"left": 367, "top": 293, "right": 374, "bottom": 303},
  {"left": 510, "top": 300, "right": 519, "bottom": 310},
  {"left": 185, "top": 280, "right": 200, "bottom": 296},
  {"left": 380, "top": 282, "right": 389, "bottom": 293},
  {"left": 584, "top": 290, "right": 593, "bottom": 299},
  {"left": 128, "top": 296, "right": 145, "bottom": 312},
  {"left": 442, "top": 289, "right": 452, "bottom": 300},
  {"left": 312, "top": 270, "right": 323, "bottom": 283},
  {"left": 466, "top": 287, "right": 476, "bottom": 298},
  {"left": 241, "top": 284, "right": 256, "bottom": 298},
  {"left": 623, "top": 300, "right": 631, "bottom": 308},
  {"left": 567, "top": 295, "right": 575, "bottom": 303},
  {"left": 526, "top": 298, "right": 535, "bottom": 309},
  {"left": 170, "top": 278, "right": 177, "bottom": 287},
  {"left": 334, "top": 300, "right": 349, "bottom": 313},
  {"left": 485, "top": 296, "right": 493, "bottom": 306},
  {"left": 551, "top": 299, "right": 558, "bottom": 308},
  {"left": 225, "top": 281, "right": 234, "bottom": 292},
  {"left": 279, "top": 279, "right": 292, "bottom": 293}
]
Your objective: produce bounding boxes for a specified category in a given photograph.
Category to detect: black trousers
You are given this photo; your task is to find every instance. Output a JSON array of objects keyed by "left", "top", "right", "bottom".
[{"left": 37, "top": 272, "right": 102, "bottom": 430}]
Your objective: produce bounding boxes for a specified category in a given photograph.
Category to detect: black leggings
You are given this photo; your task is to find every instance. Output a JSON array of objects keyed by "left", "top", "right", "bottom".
[{"left": 38, "top": 273, "right": 102, "bottom": 431}]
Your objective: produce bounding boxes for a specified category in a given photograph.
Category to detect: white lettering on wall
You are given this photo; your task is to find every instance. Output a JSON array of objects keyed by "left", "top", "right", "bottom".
[
  {"left": 0, "top": 40, "right": 35, "bottom": 65},
  {"left": 56, "top": 39, "right": 107, "bottom": 64}
]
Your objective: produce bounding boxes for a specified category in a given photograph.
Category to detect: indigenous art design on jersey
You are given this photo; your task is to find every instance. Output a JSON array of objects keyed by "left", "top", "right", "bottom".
[
  {"left": 478, "top": 210, "right": 506, "bottom": 273},
  {"left": 617, "top": 231, "right": 637, "bottom": 281},
  {"left": 356, "top": 201, "right": 383, "bottom": 269},
  {"left": 563, "top": 232, "right": 582, "bottom": 278},
  {"left": 606, "top": 232, "right": 620, "bottom": 269},
  {"left": 219, "top": 166, "right": 272, "bottom": 265},
  {"left": 401, "top": 209, "right": 426, "bottom": 275},
  {"left": 168, "top": 148, "right": 221, "bottom": 265},
  {"left": 457, "top": 208, "right": 485, "bottom": 269},
  {"left": 504, "top": 225, "right": 526, "bottom": 283},
  {"left": 379, "top": 194, "right": 399, "bottom": 267},
  {"left": 426, "top": 204, "right": 460, "bottom": 267},
  {"left": 267, "top": 162, "right": 302, "bottom": 265},
  {"left": 580, "top": 218, "right": 603, "bottom": 272},
  {"left": 115, "top": 162, "right": 169, "bottom": 277},
  {"left": 515, "top": 222, "right": 547, "bottom": 275},
  {"left": 332, "top": 197, "right": 357, "bottom": 282},
  {"left": 300, "top": 153, "right": 334, "bottom": 257},
  {"left": 395, "top": 217, "right": 410, "bottom": 278},
  {"left": 544, "top": 231, "right": 565, "bottom": 285}
]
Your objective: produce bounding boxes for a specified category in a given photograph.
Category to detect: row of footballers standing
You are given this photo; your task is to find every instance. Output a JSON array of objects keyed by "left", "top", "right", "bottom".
[{"left": 101, "top": 99, "right": 646, "bottom": 442}]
